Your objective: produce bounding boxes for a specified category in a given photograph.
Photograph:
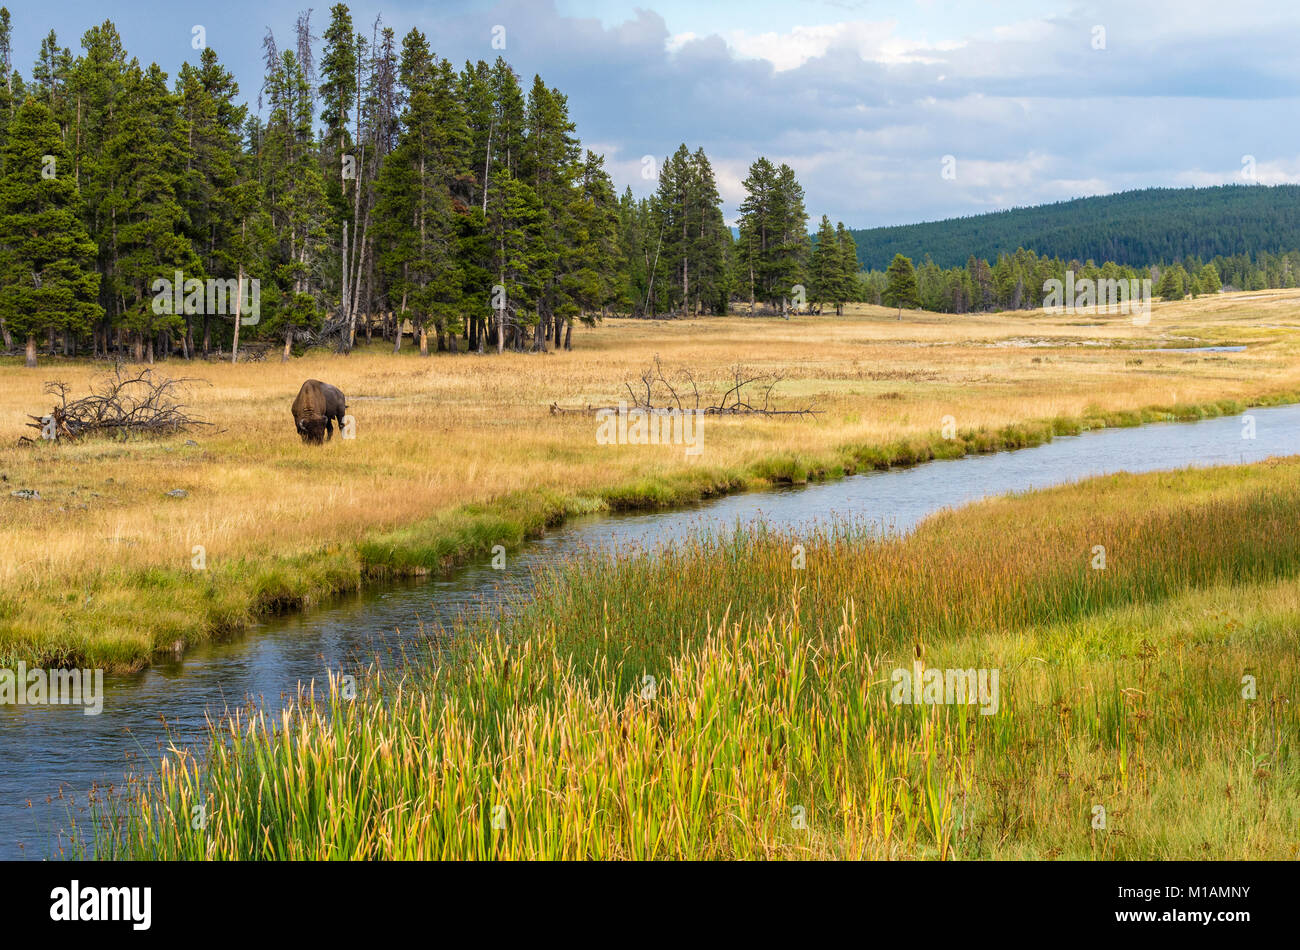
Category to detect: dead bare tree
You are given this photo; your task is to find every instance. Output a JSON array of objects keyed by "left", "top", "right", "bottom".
[
  {"left": 550, "top": 355, "right": 819, "bottom": 417},
  {"left": 22, "top": 368, "right": 213, "bottom": 443}
]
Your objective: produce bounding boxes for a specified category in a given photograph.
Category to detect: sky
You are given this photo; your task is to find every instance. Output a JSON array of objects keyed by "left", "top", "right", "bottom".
[{"left": 10, "top": 0, "right": 1300, "bottom": 228}]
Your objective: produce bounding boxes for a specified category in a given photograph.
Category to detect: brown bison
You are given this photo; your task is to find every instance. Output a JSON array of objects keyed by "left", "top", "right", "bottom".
[{"left": 291, "top": 379, "right": 348, "bottom": 444}]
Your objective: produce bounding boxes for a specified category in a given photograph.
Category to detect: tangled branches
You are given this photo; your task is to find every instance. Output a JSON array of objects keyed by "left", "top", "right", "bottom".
[
  {"left": 22, "top": 367, "right": 212, "bottom": 443},
  {"left": 551, "top": 356, "right": 820, "bottom": 417}
]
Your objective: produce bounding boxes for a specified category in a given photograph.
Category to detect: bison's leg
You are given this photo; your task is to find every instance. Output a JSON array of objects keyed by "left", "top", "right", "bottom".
[{"left": 325, "top": 417, "right": 334, "bottom": 441}]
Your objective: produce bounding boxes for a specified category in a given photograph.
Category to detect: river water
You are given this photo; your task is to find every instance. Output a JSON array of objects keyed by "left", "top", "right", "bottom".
[{"left": 3, "top": 403, "right": 1298, "bottom": 859}]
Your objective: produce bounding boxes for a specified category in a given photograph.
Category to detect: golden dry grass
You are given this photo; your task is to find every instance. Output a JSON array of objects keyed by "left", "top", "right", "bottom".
[{"left": 2, "top": 290, "right": 1299, "bottom": 668}]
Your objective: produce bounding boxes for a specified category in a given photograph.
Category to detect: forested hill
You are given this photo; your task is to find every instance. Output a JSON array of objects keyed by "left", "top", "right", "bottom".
[{"left": 849, "top": 185, "right": 1300, "bottom": 270}]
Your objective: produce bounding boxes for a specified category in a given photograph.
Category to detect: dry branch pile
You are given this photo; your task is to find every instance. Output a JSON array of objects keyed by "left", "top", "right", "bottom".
[
  {"left": 22, "top": 368, "right": 212, "bottom": 443},
  {"left": 550, "top": 356, "right": 820, "bottom": 418}
]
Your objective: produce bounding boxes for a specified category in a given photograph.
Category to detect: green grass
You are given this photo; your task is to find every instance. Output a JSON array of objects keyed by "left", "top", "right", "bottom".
[{"left": 91, "top": 457, "right": 1300, "bottom": 859}]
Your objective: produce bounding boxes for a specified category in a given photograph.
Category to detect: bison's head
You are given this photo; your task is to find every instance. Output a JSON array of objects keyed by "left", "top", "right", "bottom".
[{"left": 297, "top": 414, "right": 327, "bottom": 445}]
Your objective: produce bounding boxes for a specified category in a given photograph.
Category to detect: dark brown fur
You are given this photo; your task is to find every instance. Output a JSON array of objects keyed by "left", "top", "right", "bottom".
[{"left": 291, "top": 379, "right": 348, "bottom": 444}]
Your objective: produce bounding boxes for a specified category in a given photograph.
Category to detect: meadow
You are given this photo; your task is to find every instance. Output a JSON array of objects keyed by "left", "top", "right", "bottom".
[
  {"left": 2, "top": 290, "right": 1300, "bottom": 670},
  {"left": 93, "top": 458, "right": 1300, "bottom": 859}
]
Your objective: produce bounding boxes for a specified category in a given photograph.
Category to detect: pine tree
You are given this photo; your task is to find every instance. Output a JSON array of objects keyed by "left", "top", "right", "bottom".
[
  {"left": 452, "top": 65, "right": 494, "bottom": 352},
  {"left": 69, "top": 21, "right": 129, "bottom": 355},
  {"left": 653, "top": 144, "right": 690, "bottom": 316},
  {"left": 458, "top": 60, "right": 494, "bottom": 213},
  {"left": 344, "top": 23, "right": 394, "bottom": 349},
  {"left": 452, "top": 59, "right": 503, "bottom": 349},
  {"left": 491, "top": 58, "right": 526, "bottom": 181},
  {"left": 615, "top": 186, "right": 649, "bottom": 315},
  {"left": 770, "top": 163, "right": 808, "bottom": 317},
  {"left": 260, "top": 39, "right": 330, "bottom": 360},
  {"left": 485, "top": 165, "right": 544, "bottom": 352},
  {"left": 319, "top": 3, "right": 357, "bottom": 190},
  {"left": 374, "top": 30, "right": 468, "bottom": 356},
  {"left": 883, "top": 253, "right": 917, "bottom": 318},
  {"left": 479, "top": 59, "right": 528, "bottom": 348},
  {"left": 738, "top": 157, "right": 807, "bottom": 316},
  {"left": 0, "top": 98, "right": 103, "bottom": 367},
  {"left": 560, "top": 149, "right": 621, "bottom": 345},
  {"left": 1156, "top": 263, "right": 1186, "bottom": 300},
  {"left": 30, "top": 30, "right": 73, "bottom": 118},
  {"left": 222, "top": 161, "right": 273, "bottom": 363},
  {"left": 1199, "top": 262, "right": 1221, "bottom": 294},
  {"left": 104, "top": 62, "right": 201, "bottom": 362},
  {"left": 967, "top": 255, "right": 993, "bottom": 311},
  {"left": 808, "top": 215, "right": 837, "bottom": 313},
  {"left": 0, "top": 8, "right": 15, "bottom": 141},
  {"left": 522, "top": 76, "right": 578, "bottom": 349},
  {"left": 992, "top": 253, "right": 1017, "bottom": 308},
  {"left": 833, "top": 222, "right": 858, "bottom": 315},
  {"left": 646, "top": 144, "right": 725, "bottom": 318},
  {"left": 687, "top": 147, "right": 727, "bottom": 315},
  {"left": 737, "top": 157, "right": 776, "bottom": 314},
  {"left": 177, "top": 46, "right": 247, "bottom": 356}
]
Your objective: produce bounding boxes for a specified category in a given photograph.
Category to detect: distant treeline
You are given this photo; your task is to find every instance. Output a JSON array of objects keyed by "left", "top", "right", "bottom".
[
  {"left": 849, "top": 185, "right": 1300, "bottom": 271},
  {"left": 860, "top": 247, "right": 1300, "bottom": 314}
]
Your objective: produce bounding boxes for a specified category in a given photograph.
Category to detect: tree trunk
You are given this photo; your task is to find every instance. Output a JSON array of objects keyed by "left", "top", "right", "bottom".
[
  {"left": 282, "top": 330, "right": 292, "bottom": 362},
  {"left": 231, "top": 268, "right": 243, "bottom": 364},
  {"left": 682, "top": 253, "right": 689, "bottom": 318},
  {"left": 0, "top": 317, "right": 12, "bottom": 352},
  {"left": 24, "top": 334, "right": 37, "bottom": 368},
  {"left": 563, "top": 319, "right": 572, "bottom": 350},
  {"left": 419, "top": 323, "right": 428, "bottom": 356},
  {"left": 395, "top": 293, "right": 407, "bottom": 354},
  {"left": 341, "top": 220, "right": 351, "bottom": 351}
]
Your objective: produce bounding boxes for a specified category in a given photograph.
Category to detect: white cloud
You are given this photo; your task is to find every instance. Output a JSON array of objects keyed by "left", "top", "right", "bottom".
[
  {"left": 703, "top": 19, "right": 963, "bottom": 72},
  {"left": 1173, "top": 158, "right": 1300, "bottom": 188}
]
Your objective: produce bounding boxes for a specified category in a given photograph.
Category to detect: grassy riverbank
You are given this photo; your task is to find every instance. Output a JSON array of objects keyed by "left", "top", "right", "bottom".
[
  {"left": 95, "top": 458, "right": 1300, "bottom": 859},
  {"left": 3, "top": 291, "right": 1300, "bottom": 670}
]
